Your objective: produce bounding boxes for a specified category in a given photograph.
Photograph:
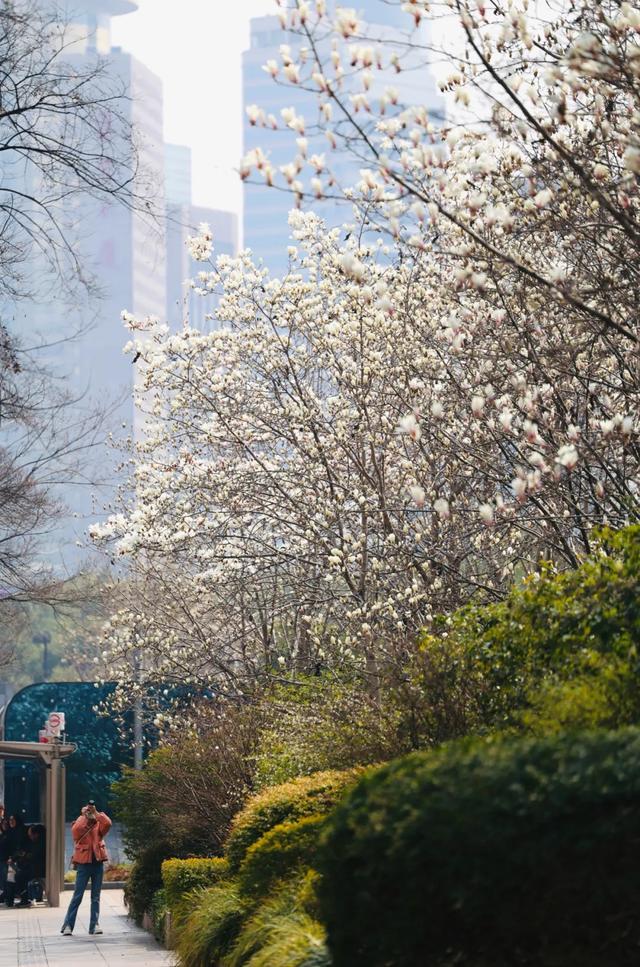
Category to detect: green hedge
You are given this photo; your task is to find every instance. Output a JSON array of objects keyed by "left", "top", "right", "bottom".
[
  {"left": 162, "top": 857, "right": 229, "bottom": 909},
  {"left": 238, "top": 815, "right": 325, "bottom": 900},
  {"left": 225, "top": 768, "right": 363, "bottom": 872},
  {"left": 317, "top": 729, "right": 640, "bottom": 967},
  {"left": 170, "top": 769, "right": 347, "bottom": 966},
  {"left": 172, "top": 873, "right": 330, "bottom": 967}
]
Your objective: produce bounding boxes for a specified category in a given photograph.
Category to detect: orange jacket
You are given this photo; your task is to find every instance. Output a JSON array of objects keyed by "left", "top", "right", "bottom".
[{"left": 71, "top": 810, "right": 112, "bottom": 865}]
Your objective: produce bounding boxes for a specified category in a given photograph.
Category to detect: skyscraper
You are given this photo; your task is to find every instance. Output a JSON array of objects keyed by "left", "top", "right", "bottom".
[
  {"left": 242, "top": 1, "right": 442, "bottom": 276},
  {"left": 11, "top": 3, "right": 238, "bottom": 569},
  {"left": 165, "top": 144, "right": 239, "bottom": 331},
  {"left": 9, "top": 1, "right": 165, "bottom": 569}
]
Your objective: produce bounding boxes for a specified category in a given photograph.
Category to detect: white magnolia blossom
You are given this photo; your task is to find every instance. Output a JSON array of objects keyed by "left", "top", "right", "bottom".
[{"left": 185, "top": 223, "right": 213, "bottom": 262}]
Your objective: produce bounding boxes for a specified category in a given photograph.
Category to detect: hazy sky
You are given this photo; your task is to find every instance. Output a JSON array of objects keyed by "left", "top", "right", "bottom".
[{"left": 112, "top": 0, "right": 272, "bottom": 212}]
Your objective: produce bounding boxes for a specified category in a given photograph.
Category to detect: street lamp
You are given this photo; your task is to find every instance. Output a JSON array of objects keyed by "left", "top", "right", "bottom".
[{"left": 32, "top": 632, "right": 51, "bottom": 681}]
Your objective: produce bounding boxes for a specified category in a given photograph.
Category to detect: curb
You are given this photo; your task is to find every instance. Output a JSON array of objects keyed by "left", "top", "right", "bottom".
[{"left": 64, "top": 881, "right": 127, "bottom": 891}]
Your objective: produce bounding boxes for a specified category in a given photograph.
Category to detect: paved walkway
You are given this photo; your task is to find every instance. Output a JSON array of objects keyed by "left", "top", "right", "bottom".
[{"left": 0, "top": 890, "right": 172, "bottom": 966}]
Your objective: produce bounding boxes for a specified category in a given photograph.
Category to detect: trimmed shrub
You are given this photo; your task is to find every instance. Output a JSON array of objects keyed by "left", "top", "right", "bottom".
[
  {"left": 296, "top": 869, "right": 323, "bottom": 921},
  {"left": 237, "top": 815, "right": 325, "bottom": 900},
  {"left": 226, "top": 768, "right": 363, "bottom": 872},
  {"left": 162, "top": 857, "right": 229, "bottom": 909},
  {"left": 317, "top": 728, "right": 640, "bottom": 967},
  {"left": 224, "top": 877, "right": 330, "bottom": 967},
  {"left": 174, "top": 882, "right": 247, "bottom": 967}
]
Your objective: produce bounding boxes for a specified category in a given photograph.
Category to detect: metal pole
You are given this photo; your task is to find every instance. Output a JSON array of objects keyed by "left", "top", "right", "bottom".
[
  {"left": 45, "top": 763, "right": 53, "bottom": 905},
  {"left": 133, "top": 702, "right": 143, "bottom": 770},
  {"left": 133, "top": 647, "right": 143, "bottom": 770},
  {"left": 58, "top": 760, "right": 66, "bottom": 899},
  {"left": 47, "top": 756, "right": 62, "bottom": 907},
  {"left": 31, "top": 633, "right": 51, "bottom": 682}
]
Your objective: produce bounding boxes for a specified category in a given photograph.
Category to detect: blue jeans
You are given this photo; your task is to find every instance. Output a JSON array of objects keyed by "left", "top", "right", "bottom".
[{"left": 62, "top": 861, "right": 104, "bottom": 931}]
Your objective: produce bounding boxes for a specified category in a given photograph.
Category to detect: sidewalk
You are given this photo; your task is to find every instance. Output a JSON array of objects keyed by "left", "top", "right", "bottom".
[{"left": 0, "top": 890, "right": 172, "bottom": 966}]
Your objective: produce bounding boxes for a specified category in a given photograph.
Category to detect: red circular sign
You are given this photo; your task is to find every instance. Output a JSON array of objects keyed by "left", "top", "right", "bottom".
[{"left": 48, "top": 712, "right": 62, "bottom": 729}]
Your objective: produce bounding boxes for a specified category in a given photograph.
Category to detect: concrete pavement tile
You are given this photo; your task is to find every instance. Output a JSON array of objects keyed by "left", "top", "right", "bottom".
[{"left": 0, "top": 890, "right": 172, "bottom": 966}]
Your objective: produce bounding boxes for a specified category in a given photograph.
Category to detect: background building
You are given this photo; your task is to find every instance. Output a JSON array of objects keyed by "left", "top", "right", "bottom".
[
  {"left": 8, "top": 2, "right": 238, "bottom": 570},
  {"left": 165, "top": 144, "right": 239, "bottom": 331},
  {"left": 242, "top": 1, "right": 443, "bottom": 276}
]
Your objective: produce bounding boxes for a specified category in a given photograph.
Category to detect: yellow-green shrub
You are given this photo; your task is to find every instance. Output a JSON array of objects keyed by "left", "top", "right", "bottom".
[
  {"left": 226, "top": 768, "right": 364, "bottom": 872},
  {"left": 162, "top": 857, "right": 229, "bottom": 909},
  {"left": 238, "top": 815, "right": 325, "bottom": 900},
  {"left": 417, "top": 525, "right": 640, "bottom": 737}
]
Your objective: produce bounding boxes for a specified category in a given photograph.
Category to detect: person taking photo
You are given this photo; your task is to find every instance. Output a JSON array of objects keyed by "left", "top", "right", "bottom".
[{"left": 61, "top": 800, "right": 111, "bottom": 936}]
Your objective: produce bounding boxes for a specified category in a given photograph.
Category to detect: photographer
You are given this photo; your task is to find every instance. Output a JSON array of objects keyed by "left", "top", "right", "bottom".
[{"left": 61, "top": 800, "right": 112, "bottom": 936}]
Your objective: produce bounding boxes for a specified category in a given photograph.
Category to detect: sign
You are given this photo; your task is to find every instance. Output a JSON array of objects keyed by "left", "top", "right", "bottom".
[
  {"left": 38, "top": 729, "right": 51, "bottom": 744},
  {"left": 47, "top": 711, "right": 65, "bottom": 737}
]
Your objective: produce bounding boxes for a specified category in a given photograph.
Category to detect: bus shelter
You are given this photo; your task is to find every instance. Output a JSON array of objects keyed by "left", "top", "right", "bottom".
[{"left": 0, "top": 739, "right": 76, "bottom": 907}]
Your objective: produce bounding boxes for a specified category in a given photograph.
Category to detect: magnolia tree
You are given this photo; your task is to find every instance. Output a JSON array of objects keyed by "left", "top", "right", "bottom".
[
  {"left": 95, "top": 214, "right": 457, "bottom": 705},
  {"left": 95, "top": 0, "right": 639, "bottom": 710},
  {"left": 95, "top": 210, "right": 636, "bottom": 708},
  {"left": 241, "top": 0, "right": 639, "bottom": 554}
]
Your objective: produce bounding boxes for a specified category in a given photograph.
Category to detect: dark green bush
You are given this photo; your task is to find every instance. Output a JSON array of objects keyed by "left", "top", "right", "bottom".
[
  {"left": 124, "top": 844, "right": 167, "bottom": 925},
  {"left": 162, "top": 857, "right": 229, "bottom": 910},
  {"left": 317, "top": 728, "right": 640, "bottom": 967},
  {"left": 237, "top": 815, "right": 325, "bottom": 900},
  {"left": 149, "top": 888, "right": 168, "bottom": 943},
  {"left": 226, "top": 768, "right": 363, "bottom": 872}
]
